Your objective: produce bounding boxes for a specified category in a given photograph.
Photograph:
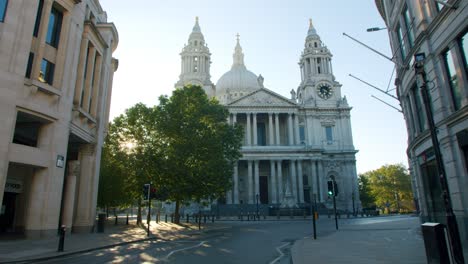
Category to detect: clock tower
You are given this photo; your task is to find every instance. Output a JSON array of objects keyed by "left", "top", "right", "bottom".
[{"left": 296, "top": 19, "right": 342, "bottom": 107}]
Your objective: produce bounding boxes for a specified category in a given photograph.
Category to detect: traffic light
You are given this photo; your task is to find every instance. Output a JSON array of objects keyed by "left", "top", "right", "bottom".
[
  {"left": 327, "top": 180, "right": 339, "bottom": 197},
  {"left": 143, "top": 183, "right": 150, "bottom": 201},
  {"left": 327, "top": 180, "right": 333, "bottom": 196},
  {"left": 150, "top": 186, "right": 157, "bottom": 199},
  {"left": 333, "top": 181, "right": 338, "bottom": 197}
]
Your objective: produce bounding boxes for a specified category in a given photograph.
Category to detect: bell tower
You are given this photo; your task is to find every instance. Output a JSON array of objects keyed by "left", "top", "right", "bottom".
[
  {"left": 175, "top": 17, "right": 215, "bottom": 97},
  {"left": 296, "top": 19, "right": 342, "bottom": 106}
]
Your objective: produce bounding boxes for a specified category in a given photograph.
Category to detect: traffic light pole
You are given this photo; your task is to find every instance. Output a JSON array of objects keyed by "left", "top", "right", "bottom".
[
  {"left": 147, "top": 183, "right": 151, "bottom": 237},
  {"left": 333, "top": 192, "right": 338, "bottom": 230},
  {"left": 312, "top": 194, "right": 317, "bottom": 239}
]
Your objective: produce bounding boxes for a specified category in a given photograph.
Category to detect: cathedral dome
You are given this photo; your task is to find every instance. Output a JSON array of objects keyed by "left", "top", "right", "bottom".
[{"left": 216, "top": 35, "right": 260, "bottom": 103}]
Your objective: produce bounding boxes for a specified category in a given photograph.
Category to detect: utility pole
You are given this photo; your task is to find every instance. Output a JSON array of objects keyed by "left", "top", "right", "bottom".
[{"left": 414, "top": 53, "right": 464, "bottom": 264}]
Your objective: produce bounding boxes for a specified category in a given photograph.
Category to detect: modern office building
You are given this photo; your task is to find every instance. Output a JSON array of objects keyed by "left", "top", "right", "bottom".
[
  {"left": 176, "top": 18, "right": 360, "bottom": 213},
  {"left": 0, "top": 0, "right": 118, "bottom": 237},
  {"left": 375, "top": 0, "right": 468, "bottom": 248}
]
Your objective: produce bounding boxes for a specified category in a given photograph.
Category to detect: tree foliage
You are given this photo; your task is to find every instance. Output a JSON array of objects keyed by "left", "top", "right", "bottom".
[
  {"left": 358, "top": 174, "right": 375, "bottom": 208},
  {"left": 359, "top": 164, "right": 414, "bottom": 213},
  {"left": 155, "top": 85, "right": 243, "bottom": 220},
  {"left": 98, "top": 85, "right": 243, "bottom": 224}
]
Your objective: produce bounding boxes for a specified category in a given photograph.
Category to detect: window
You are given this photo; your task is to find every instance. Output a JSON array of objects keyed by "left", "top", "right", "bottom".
[
  {"left": 25, "top": 53, "right": 34, "bottom": 78},
  {"left": 325, "top": 126, "right": 333, "bottom": 143},
  {"left": 33, "top": 0, "right": 44, "bottom": 37},
  {"left": 403, "top": 6, "right": 414, "bottom": 48},
  {"left": 39, "top": 59, "right": 55, "bottom": 85},
  {"left": 444, "top": 49, "right": 462, "bottom": 110},
  {"left": 299, "top": 126, "right": 305, "bottom": 143},
  {"left": 0, "top": 0, "right": 7, "bottom": 22},
  {"left": 12, "top": 112, "right": 49, "bottom": 147},
  {"left": 411, "top": 84, "right": 425, "bottom": 132},
  {"left": 46, "top": 6, "right": 63, "bottom": 48},
  {"left": 435, "top": 1, "right": 444, "bottom": 11},
  {"left": 461, "top": 31, "right": 468, "bottom": 75},
  {"left": 397, "top": 25, "right": 407, "bottom": 59}
]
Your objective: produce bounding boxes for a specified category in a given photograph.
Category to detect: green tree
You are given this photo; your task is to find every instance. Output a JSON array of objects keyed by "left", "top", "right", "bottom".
[
  {"left": 155, "top": 85, "right": 243, "bottom": 223},
  {"left": 98, "top": 121, "right": 132, "bottom": 216},
  {"left": 358, "top": 174, "right": 375, "bottom": 208},
  {"left": 361, "top": 164, "right": 414, "bottom": 213}
]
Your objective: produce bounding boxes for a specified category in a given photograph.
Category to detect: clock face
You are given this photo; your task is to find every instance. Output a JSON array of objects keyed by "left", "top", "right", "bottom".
[{"left": 317, "top": 83, "right": 333, "bottom": 99}]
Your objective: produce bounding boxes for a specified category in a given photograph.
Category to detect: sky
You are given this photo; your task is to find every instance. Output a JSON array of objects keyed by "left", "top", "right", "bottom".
[{"left": 99, "top": 0, "right": 408, "bottom": 174}]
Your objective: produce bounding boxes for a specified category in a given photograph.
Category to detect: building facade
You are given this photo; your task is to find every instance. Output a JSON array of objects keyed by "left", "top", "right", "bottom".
[
  {"left": 176, "top": 18, "right": 360, "bottom": 213},
  {"left": 0, "top": 0, "right": 118, "bottom": 237},
  {"left": 375, "top": 0, "right": 468, "bottom": 246}
]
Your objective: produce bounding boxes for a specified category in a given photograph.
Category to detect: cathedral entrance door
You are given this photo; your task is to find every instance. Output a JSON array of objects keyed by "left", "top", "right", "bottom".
[{"left": 260, "top": 176, "right": 268, "bottom": 204}]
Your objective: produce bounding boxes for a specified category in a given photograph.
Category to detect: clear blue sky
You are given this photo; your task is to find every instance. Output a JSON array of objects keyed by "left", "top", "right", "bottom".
[{"left": 100, "top": 0, "right": 408, "bottom": 174}]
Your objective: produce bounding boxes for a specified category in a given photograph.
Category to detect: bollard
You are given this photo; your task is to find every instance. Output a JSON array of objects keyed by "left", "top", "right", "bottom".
[
  {"left": 277, "top": 210, "right": 280, "bottom": 220},
  {"left": 186, "top": 214, "right": 189, "bottom": 223},
  {"left": 290, "top": 209, "right": 293, "bottom": 219},
  {"left": 165, "top": 214, "right": 168, "bottom": 223},
  {"left": 212, "top": 214, "right": 215, "bottom": 223},
  {"left": 204, "top": 214, "right": 207, "bottom": 223},
  {"left": 347, "top": 212, "right": 350, "bottom": 218},
  {"left": 247, "top": 213, "right": 250, "bottom": 221},
  {"left": 240, "top": 213, "right": 243, "bottom": 221},
  {"left": 58, "top": 225, "right": 66, "bottom": 252},
  {"left": 264, "top": 214, "right": 266, "bottom": 220},
  {"left": 170, "top": 214, "right": 174, "bottom": 223},
  {"left": 303, "top": 210, "right": 306, "bottom": 219}
]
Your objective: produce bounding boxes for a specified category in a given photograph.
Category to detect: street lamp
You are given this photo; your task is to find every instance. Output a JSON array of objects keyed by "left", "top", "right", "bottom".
[
  {"left": 256, "top": 194, "right": 259, "bottom": 220},
  {"left": 414, "top": 53, "right": 464, "bottom": 263},
  {"left": 366, "top": 27, "right": 387, "bottom": 32}
]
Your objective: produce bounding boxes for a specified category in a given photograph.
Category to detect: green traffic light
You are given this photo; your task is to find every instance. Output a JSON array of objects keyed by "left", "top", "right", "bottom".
[{"left": 328, "top": 191, "right": 333, "bottom": 196}]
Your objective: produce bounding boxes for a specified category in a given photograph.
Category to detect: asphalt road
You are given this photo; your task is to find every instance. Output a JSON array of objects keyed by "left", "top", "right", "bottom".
[
  {"left": 34, "top": 216, "right": 418, "bottom": 264},
  {"left": 36, "top": 218, "right": 337, "bottom": 264}
]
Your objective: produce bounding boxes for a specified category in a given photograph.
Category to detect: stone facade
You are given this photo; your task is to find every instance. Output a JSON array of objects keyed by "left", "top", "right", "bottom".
[
  {"left": 375, "top": 0, "right": 468, "bottom": 246},
  {"left": 177, "top": 19, "right": 360, "bottom": 213},
  {"left": 0, "top": 0, "right": 118, "bottom": 237}
]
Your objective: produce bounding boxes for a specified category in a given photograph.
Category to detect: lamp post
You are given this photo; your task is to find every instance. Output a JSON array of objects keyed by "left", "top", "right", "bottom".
[
  {"left": 414, "top": 53, "right": 464, "bottom": 264},
  {"left": 366, "top": 27, "right": 387, "bottom": 32},
  {"left": 256, "top": 194, "right": 259, "bottom": 221},
  {"left": 352, "top": 192, "right": 355, "bottom": 216}
]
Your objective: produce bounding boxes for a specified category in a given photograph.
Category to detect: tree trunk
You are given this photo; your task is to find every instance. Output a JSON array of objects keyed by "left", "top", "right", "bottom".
[
  {"left": 137, "top": 199, "right": 142, "bottom": 225},
  {"left": 175, "top": 200, "right": 180, "bottom": 224},
  {"left": 114, "top": 207, "right": 118, "bottom": 225}
]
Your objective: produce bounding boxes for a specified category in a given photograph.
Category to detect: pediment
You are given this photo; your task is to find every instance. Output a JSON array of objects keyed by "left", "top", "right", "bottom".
[{"left": 228, "top": 88, "right": 297, "bottom": 107}]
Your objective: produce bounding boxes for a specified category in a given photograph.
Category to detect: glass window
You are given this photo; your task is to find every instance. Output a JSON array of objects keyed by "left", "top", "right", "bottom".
[
  {"left": 33, "top": 0, "right": 43, "bottom": 37},
  {"left": 325, "top": 126, "right": 333, "bottom": 143},
  {"left": 435, "top": 1, "right": 444, "bottom": 11},
  {"left": 299, "top": 126, "right": 305, "bottom": 142},
  {"left": 39, "top": 59, "right": 54, "bottom": 85},
  {"left": 403, "top": 6, "right": 414, "bottom": 48},
  {"left": 397, "top": 25, "right": 407, "bottom": 59},
  {"left": 460, "top": 31, "right": 468, "bottom": 74},
  {"left": 411, "top": 84, "right": 425, "bottom": 132},
  {"left": 444, "top": 49, "right": 462, "bottom": 110},
  {"left": 0, "top": 0, "right": 7, "bottom": 22},
  {"left": 25, "top": 53, "right": 34, "bottom": 78},
  {"left": 45, "top": 6, "right": 63, "bottom": 48}
]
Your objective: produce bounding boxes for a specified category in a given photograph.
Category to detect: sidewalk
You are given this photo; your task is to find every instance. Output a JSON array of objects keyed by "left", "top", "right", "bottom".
[
  {"left": 291, "top": 216, "right": 427, "bottom": 264},
  {"left": 0, "top": 218, "right": 231, "bottom": 263}
]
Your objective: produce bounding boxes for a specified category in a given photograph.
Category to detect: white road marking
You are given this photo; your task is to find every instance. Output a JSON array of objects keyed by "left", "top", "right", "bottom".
[
  {"left": 270, "top": 242, "right": 290, "bottom": 264},
  {"left": 384, "top": 237, "right": 392, "bottom": 242},
  {"left": 164, "top": 241, "right": 207, "bottom": 260}
]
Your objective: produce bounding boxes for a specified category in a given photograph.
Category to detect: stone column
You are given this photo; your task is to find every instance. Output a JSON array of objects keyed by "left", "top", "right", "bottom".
[
  {"left": 82, "top": 46, "right": 96, "bottom": 111},
  {"left": 317, "top": 161, "right": 324, "bottom": 202},
  {"left": 310, "top": 160, "right": 317, "bottom": 197},
  {"left": 246, "top": 113, "right": 251, "bottom": 146},
  {"left": 61, "top": 161, "right": 79, "bottom": 234},
  {"left": 275, "top": 113, "right": 280, "bottom": 145},
  {"left": 254, "top": 160, "right": 260, "bottom": 201},
  {"left": 294, "top": 114, "right": 300, "bottom": 145},
  {"left": 248, "top": 160, "right": 253, "bottom": 203},
  {"left": 233, "top": 162, "right": 239, "bottom": 204},
  {"left": 233, "top": 113, "right": 237, "bottom": 124},
  {"left": 297, "top": 160, "right": 304, "bottom": 203},
  {"left": 268, "top": 113, "right": 274, "bottom": 146},
  {"left": 288, "top": 113, "right": 293, "bottom": 145},
  {"left": 253, "top": 113, "right": 258, "bottom": 146},
  {"left": 226, "top": 191, "right": 233, "bottom": 204},
  {"left": 73, "top": 39, "right": 89, "bottom": 105},
  {"left": 290, "top": 160, "right": 298, "bottom": 202},
  {"left": 73, "top": 144, "right": 97, "bottom": 232},
  {"left": 277, "top": 160, "right": 283, "bottom": 202},
  {"left": 270, "top": 160, "right": 277, "bottom": 203}
]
